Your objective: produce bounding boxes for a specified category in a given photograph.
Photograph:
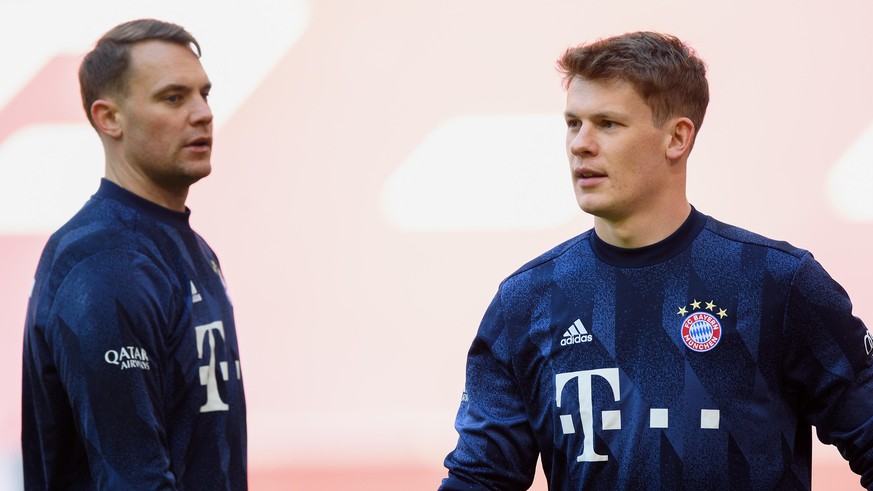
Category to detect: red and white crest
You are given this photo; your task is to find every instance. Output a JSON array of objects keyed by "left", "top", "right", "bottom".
[{"left": 681, "top": 312, "right": 722, "bottom": 352}]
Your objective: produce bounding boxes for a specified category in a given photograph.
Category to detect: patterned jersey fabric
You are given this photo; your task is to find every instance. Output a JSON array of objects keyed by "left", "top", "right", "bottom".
[
  {"left": 22, "top": 179, "right": 246, "bottom": 490},
  {"left": 442, "top": 208, "right": 873, "bottom": 490}
]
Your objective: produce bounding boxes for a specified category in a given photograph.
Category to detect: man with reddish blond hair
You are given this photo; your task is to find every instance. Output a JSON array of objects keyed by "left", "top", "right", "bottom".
[{"left": 440, "top": 31, "right": 873, "bottom": 490}]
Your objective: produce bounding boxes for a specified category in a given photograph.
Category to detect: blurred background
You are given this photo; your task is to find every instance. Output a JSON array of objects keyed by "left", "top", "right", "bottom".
[{"left": 2, "top": 1, "right": 871, "bottom": 489}]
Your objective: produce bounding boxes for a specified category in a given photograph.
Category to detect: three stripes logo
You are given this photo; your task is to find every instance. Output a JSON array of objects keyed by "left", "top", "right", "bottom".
[
  {"left": 864, "top": 330, "right": 873, "bottom": 356},
  {"left": 191, "top": 281, "right": 203, "bottom": 303},
  {"left": 560, "top": 319, "right": 593, "bottom": 346}
]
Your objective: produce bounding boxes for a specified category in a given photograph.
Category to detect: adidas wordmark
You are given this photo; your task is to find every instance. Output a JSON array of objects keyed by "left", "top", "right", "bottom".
[{"left": 561, "top": 319, "right": 592, "bottom": 346}]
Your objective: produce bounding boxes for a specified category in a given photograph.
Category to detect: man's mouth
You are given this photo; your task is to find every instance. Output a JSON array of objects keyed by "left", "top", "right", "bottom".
[
  {"left": 185, "top": 137, "right": 212, "bottom": 150},
  {"left": 576, "top": 168, "right": 605, "bottom": 179},
  {"left": 575, "top": 167, "right": 607, "bottom": 188}
]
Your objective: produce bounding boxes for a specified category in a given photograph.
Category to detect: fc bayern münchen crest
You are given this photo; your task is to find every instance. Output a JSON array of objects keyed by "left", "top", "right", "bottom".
[{"left": 680, "top": 311, "right": 722, "bottom": 352}]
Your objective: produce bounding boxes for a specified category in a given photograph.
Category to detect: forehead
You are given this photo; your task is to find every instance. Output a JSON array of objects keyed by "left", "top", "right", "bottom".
[
  {"left": 565, "top": 77, "right": 650, "bottom": 116},
  {"left": 126, "top": 40, "right": 209, "bottom": 91}
]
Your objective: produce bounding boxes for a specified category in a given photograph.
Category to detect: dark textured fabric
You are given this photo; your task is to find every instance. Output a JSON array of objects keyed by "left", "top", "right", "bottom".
[
  {"left": 442, "top": 208, "right": 873, "bottom": 490},
  {"left": 22, "top": 179, "right": 246, "bottom": 490}
]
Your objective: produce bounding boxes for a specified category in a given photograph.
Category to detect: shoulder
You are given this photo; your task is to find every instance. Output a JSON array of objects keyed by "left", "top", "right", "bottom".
[
  {"left": 695, "top": 215, "right": 831, "bottom": 294},
  {"left": 497, "top": 230, "right": 593, "bottom": 292},
  {"left": 49, "top": 248, "right": 178, "bottom": 331},
  {"left": 45, "top": 194, "right": 178, "bottom": 273},
  {"left": 33, "top": 199, "right": 183, "bottom": 310},
  {"left": 702, "top": 216, "right": 805, "bottom": 255},
  {"left": 700, "top": 215, "right": 810, "bottom": 261}
]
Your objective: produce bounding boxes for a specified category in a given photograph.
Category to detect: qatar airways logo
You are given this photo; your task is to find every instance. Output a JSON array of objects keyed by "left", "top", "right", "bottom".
[{"left": 104, "top": 346, "right": 150, "bottom": 370}]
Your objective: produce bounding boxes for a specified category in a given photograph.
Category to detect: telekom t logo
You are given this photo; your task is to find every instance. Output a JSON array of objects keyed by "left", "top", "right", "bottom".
[
  {"left": 556, "top": 368, "right": 621, "bottom": 463},
  {"left": 195, "top": 321, "right": 240, "bottom": 413},
  {"left": 556, "top": 368, "right": 723, "bottom": 463}
]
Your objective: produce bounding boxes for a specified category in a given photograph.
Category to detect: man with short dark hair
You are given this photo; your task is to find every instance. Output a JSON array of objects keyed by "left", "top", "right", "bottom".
[
  {"left": 440, "top": 31, "right": 873, "bottom": 490},
  {"left": 22, "top": 19, "right": 246, "bottom": 489}
]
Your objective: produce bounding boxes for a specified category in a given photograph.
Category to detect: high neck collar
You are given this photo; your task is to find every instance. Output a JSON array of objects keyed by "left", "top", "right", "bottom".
[
  {"left": 96, "top": 179, "right": 191, "bottom": 229},
  {"left": 590, "top": 207, "right": 706, "bottom": 268}
]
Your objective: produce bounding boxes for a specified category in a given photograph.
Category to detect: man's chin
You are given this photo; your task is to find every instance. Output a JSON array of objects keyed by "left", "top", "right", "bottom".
[
  {"left": 576, "top": 198, "right": 606, "bottom": 217},
  {"left": 184, "top": 162, "right": 212, "bottom": 183},
  {"left": 160, "top": 166, "right": 211, "bottom": 191}
]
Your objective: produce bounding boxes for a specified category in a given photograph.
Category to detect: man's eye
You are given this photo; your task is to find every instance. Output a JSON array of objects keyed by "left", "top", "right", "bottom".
[
  {"left": 566, "top": 120, "right": 580, "bottom": 129},
  {"left": 166, "top": 95, "right": 181, "bottom": 103},
  {"left": 600, "top": 120, "right": 617, "bottom": 128}
]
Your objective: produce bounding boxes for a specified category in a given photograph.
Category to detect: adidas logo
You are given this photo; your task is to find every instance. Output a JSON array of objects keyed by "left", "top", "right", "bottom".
[
  {"left": 560, "top": 319, "right": 592, "bottom": 346},
  {"left": 191, "top": 281, "right": 203, "bottom": 303}
]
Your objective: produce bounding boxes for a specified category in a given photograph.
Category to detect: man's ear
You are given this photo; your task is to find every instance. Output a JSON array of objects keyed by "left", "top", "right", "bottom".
[
  {"left": 91, "top": 99, "right": 122, "bottom": 138},
  {"left": 665, "top": 117, "right": 695, "bottom": 161}
]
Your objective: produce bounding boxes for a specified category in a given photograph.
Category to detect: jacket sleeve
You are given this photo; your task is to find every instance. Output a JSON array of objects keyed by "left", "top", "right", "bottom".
[
  {"left": 782, "top": 253, "right": 873, "bottom": 490},
  {"left": 45, "top": 250, "right": 179, "bottom": 490},
  {"left": 440, "top": 292, "right": 539, "bottom": 491}
]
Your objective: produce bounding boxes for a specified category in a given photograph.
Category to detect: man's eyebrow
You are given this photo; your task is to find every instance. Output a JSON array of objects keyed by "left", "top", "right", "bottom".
[
  {"left": 592, "top": 111, "right": 624, "bottom": 120},
  {"left": 564, "top": 110, "right": 625, "bottom": 120},
  {"left": 154, "top": 83, "right": 191, "bottom": 95},
  {"left": 155, "top": 82, "right": 212, "bottom": 95}
]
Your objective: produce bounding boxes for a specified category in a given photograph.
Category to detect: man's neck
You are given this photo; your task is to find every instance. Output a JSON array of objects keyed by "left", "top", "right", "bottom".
[
  {"left": 593, "top": 201, "right": 692, "bottom": 249},
  {"left": 104, "top": 168, "right": 189, "bottom": 213}
]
